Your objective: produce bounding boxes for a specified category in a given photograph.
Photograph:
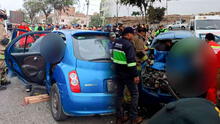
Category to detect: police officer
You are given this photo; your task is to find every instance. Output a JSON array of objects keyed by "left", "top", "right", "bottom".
[
  {"left": 112, "top": 27, "right": 143, "bottom": 124},
  {"left": 0, "top": 9, "right": 9, "bottom": 90},
  {"left": 155, "top": 25, "right": 168, "bottom": 36}
]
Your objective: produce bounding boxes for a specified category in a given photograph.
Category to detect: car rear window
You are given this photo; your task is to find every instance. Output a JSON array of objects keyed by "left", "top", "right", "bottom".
[{"left": 73, "top": 34, "right": 111, "bottom": 61}]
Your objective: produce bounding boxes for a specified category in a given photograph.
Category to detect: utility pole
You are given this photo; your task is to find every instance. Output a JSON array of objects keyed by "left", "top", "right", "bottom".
[
  {"left": 86, "top": 0, "right": 90, "bottom": 26},
  {"left": 166, "top": 0, "right": 168, "bottom": 15},
  {"left": 116, "top": 0, "right": 119, "bottom": 25},
  {"left": 86, "top": 0, "right": 89, "bottom": 16}
]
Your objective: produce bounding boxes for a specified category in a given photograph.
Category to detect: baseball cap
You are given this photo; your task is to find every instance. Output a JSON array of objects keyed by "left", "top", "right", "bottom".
[
  {"left": 109, "top": 32, "right": 116, "bottom": 38},
  {"left": 122, "top": 27, "right": 134, "bottom": 36}
]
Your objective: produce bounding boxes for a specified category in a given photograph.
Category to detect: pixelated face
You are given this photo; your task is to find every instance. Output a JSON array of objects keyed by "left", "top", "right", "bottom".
[
  {"left": 128, "top": 33, "right": 134, "bottom": 40},
  {"left": 166, "top": 38, "right": 218, "bottom": 97},
  {"left": 140, "top": 31, "right": 146, "bottom": 36}
]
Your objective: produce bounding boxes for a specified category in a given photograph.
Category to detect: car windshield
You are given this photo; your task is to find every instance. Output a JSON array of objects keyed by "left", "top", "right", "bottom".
[
  {"left": 196, "top": 20, "right": 220, "bottom": 30},
  {"left": 73, "top": 34, "right": 111, "bottom": 61}
]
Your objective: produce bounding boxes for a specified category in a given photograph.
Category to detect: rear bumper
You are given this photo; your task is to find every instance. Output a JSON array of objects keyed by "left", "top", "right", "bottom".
[{"left": 61, "top": 92, "right": 115, "bottom": 116}]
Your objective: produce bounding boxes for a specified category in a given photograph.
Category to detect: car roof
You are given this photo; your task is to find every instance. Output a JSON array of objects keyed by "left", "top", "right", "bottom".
[
  {"left": 151, "top": 31, "right": 194, "bottom": 47},
  {"left": 55, "top": 29, "right": 107, "bottom": 35},
  {"left": 155, "top": 31, "right": 194, "bottom": 40}
]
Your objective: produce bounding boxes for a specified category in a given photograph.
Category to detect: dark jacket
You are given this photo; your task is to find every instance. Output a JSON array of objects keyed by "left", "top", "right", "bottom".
[
  {"left": 148, "top": 98, "right": 220, "bottom": 124},
  {"left": 112, "top": 37, "right": 138, "bottom": 79}
]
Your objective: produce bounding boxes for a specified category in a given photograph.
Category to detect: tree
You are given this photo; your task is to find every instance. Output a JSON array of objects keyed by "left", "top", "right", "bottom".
[
  {"left": 38, "top": 0, "right": 53, "bottom": 24},
  {"left": 48, "top": 0, "right": 77, "bottom": 12},
  {"left": 89, "top": 14, "right": 102, "bottom": 27},
  {"left": 120, "top": 0, "right": 161, "bottom": 23},
  {"left": 131, "top": 11, "right": 141, "bottom": 24},
  {"left": 47, "top": 0, "right": 77, "bottom": 23},
  {"left": 23, "top": 0, "right": 41, "bottom": 24},
  {"left": 148, "top": 6, "right": 165, "bottom": 24}
]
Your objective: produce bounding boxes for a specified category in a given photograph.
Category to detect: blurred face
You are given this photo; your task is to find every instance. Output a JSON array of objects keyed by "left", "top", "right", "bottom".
[
  {"left": 0, "top": 18, "right": 3, "bottom": 22},
  {"left": 140, "top": 31, "right": 146, "bottom": 36},
  {"left": 110, "top": 36, "right": 116, "bottom": 41},
  {"left": 127, "top": 33, "right": 134, "bottom": 40},
  {"left": 107, "top": 26, "right": 111, "bottom": 30},
  {"left": 119, "top": 26, "right": 124, "bottom": 30}
]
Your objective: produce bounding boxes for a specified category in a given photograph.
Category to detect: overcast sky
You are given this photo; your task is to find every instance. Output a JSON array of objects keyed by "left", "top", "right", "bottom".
[{"left": 0, "top": 0, "right": 219, "bottom": 15}]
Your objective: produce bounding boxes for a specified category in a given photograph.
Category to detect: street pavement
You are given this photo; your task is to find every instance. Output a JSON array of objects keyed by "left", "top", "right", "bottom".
[{"left": 0, "top": 77, "right": 148, "bottom": 124}]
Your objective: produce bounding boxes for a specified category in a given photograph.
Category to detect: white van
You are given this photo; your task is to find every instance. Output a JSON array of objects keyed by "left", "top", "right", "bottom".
[{"left": 191, "top": 16, "right": 220, "bottom": 40}]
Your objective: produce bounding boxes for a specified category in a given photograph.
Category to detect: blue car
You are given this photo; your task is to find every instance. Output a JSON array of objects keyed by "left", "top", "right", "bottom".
[
  {"left": 5, "top": 29, "right": 115, "bottom": 121},
  {"left": 139, "top": 31, "right": 194, "bottom": 116}
]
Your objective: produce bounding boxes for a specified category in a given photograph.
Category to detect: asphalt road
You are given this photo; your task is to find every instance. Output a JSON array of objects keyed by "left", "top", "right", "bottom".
[{"left": 0, "top": 77, "right": 148, "bottom": 124}]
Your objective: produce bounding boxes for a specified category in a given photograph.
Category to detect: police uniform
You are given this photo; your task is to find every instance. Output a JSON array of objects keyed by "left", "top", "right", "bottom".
[
  {"left": 112, "top": 37, "right": 139, "bottom": 120},
  {"left": 148, "top": 98, "right": 220, "bottom": 124},
  {"left": 155, "top": 28, "right": 168, "bottom": 36}
]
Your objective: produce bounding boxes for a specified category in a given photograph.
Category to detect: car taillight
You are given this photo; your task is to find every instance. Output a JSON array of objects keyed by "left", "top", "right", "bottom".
[{"left": 69, "top": 71, "right": 81, "bottom": 93}]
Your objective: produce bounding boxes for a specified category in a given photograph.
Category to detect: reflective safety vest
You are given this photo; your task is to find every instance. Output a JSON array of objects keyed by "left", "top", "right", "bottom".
[
  {"left": 112, "top": 38, "right": 138, "bottom": 78},
  {"left": 215, "top": 106, "right": 220, "bottom": 117},
  {"left": 112, "top": 48, "right": 136, "bottom": 67},
  {"left": 0, "top": 54, "right": 4, "bottom": 60},
  {"left": 206, "top": 41, "right": 220, "bottom": 104},
  {"left": 208, "top": 41, "right": 220, "bottom": 54},
  {"left": 155, "top": 28, "right": 168, "bottom": 36}
]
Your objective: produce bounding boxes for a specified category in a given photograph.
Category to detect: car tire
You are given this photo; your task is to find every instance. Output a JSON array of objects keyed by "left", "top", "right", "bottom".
[
  {"left": 50, "top": 83, "right": 68, "bottom": 121},
  {"left": 181, "top": 26, "right": 185, "bottom": 30},
  {"left": 168, "top": 27, "right": 172, "bottom": 30}
]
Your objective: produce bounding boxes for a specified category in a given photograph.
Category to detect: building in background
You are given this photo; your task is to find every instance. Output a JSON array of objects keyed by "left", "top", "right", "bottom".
[
  {"left": 9, "top": 10, "right": 24, "bottom": 24},
  {"left": 100, "top": 0, "right": 139, "bottom": 17},
  {"left": 38, "top": 7, "right": 90, "bottom": 25}
]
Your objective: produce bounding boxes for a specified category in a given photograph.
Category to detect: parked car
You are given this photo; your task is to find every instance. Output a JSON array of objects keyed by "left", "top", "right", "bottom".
[
  {"left": 167, "top": 21, "right": 188, "bottom": 30},
  {"left": 139, "top": 31, "right": 194, "bottom": 117},
  {"left": 5, "top": 29, "right": 115, "bottom": 121}
]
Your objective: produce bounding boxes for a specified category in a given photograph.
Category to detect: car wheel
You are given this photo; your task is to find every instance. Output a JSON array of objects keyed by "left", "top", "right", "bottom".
[
  {"left": 168, "top": 27, "right": 172, "bottom": 30},
  {"left": 181, "top": 26, "right": 185, "bottom": 30},
  {"left": 50, "top": 83, "right": 68, "bottom": 121}
]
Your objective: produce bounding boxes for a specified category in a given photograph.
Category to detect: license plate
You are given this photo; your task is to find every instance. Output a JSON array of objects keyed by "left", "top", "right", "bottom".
[{"left": 107, "top": 80, "right": 116, "bottom": 93}]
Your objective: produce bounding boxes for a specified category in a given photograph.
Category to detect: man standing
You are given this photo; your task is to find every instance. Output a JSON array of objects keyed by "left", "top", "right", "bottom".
[
  {"left": 132, "top": 27, "right": 148, "bottom": 72},
  {"left": 45, "top": 24, "right": 54, "bottom": 31},
  {"left": 0, "top": 9, "right": 9, "bottom": 90},
  {"left": 118, "top": 24, "right": 124, "bottom": 38},
  {"left": 112, "top": 27, "right": 143, "bottom": 124},
  {"left": 205, "top": 33, "right": 220, "bottom": 107}
]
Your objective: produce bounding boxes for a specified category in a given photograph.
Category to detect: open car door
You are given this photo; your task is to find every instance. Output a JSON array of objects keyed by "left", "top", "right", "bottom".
[
  {"left": 11, "top": 28, "right": 29, "bottom": 40},
  {"left": 5, "top": 31, "right": 50, "bottom": 85}
]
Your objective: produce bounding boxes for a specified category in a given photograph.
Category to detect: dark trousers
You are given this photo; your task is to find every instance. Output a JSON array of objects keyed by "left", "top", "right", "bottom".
[{"left": 116, "top": 78, "right": 139, "bottom": 119}]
